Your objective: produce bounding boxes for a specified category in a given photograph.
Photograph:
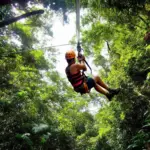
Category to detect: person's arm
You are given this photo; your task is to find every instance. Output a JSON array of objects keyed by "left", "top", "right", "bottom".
[
  {"left": 76, "top": 62, "right": 87, "bottom": 71},
  {"left": 75, "top": 54, "right": 87, "bottom": 71}
]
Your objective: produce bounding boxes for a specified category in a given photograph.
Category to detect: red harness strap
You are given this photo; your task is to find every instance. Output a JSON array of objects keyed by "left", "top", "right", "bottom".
[
  {"left": 65, "top": 64, "right": 90, "bottom": 94},
  {"left": 65, "top": 65, "right": 84, "bottom": 88}
]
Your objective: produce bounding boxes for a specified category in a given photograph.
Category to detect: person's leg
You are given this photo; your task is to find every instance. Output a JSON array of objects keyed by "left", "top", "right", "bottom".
[
  {"left": 93, "top": 75, "right": 120, "bottom": 100},
  {"left": 93, "top": 75, "right": 120, "bottom": 92},
  {"left": 94, "top": 83, "right": 115, "bottom": 101},
  {"left": 93, "top": 75, "right": 109, "bottom": 90},
  {"left": 86, "top": 76, "right": 109, "bottom": 95},
  {"left": 94, "top": 83, "right": 109, "bottom": 95}
]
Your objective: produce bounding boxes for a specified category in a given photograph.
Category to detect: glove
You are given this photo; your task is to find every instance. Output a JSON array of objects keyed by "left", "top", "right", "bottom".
[{"left": 77, "top": 54, "right": 85, "bottom": 62}]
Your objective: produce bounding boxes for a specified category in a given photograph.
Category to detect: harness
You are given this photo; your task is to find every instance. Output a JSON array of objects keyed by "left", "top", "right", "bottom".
[{"left": 65, "top": 64, "right": 89, "bottom": 94}]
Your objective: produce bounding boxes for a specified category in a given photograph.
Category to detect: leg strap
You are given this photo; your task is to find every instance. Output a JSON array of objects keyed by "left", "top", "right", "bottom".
[{"left": 74, "top": 82, "right": 89, "bottom": 95}]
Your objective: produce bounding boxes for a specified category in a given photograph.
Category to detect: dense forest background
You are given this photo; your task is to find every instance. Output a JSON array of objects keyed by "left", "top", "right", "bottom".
[{"left": 1, "top": 0, "right": 150, "bottom": 149}]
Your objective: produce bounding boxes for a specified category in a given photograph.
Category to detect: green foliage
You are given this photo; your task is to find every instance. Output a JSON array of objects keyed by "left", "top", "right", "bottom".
[
  {"left": 0, "top": 5, "right": 12, "bottom": 21},
  {"left": 78, "top": 0, "right": 150, "bottom": 149},
  {"left": 2, "top": 0, "right": 150, "bottom": 150}
]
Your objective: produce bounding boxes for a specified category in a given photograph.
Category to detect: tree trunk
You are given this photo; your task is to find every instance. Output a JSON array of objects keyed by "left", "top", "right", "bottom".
[
  {"left": 0, "top": 0, "right": 11, "bottom": 5},
  {"left": 0, "top": 0, "right": 30, "bottom": 6},
  {"left": 0, "top": 9, "right": 44, "bottom": 28}
]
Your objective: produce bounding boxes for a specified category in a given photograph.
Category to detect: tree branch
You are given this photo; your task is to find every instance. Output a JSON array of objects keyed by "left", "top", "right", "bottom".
[
  {"left": 106, "top": 41, "right": 111, "bottom": 52},
  {"left": 0, "top": 9, "right": 44, "bottom": 28},
  {"left": 138, "top": 15, "right": 149, "bottom": 27},
  {"left": 0, "top": 0, "right": 11, "bottom": 5}
]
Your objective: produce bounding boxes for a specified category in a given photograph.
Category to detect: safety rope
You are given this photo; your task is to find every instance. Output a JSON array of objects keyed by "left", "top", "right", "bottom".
[
  {"left": 76, "top": 0, "right": 92, "bottom": 74},
  {"left": 76, "top": 0, "right": 80, "bottom": 44}
]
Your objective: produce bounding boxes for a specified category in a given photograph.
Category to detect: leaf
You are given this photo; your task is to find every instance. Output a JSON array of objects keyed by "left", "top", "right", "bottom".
[{"left": 32, "top": 123, "right": 49, "bottom": 134}]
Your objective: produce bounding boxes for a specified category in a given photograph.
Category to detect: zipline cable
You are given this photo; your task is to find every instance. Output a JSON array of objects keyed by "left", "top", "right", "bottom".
[
  {"left": 44, "top": 43, "right": 77, "bottom": 48},
  {"left": 0, "top": 43, "right": 79, "bottom": 58}
]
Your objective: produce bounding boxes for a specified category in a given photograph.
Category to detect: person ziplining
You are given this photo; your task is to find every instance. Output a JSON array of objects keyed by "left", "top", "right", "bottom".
[
  {"left": 65, "top": 50, "right": 120, "bottom": 100},
  {"left": 65, "top": 0, "right": 120, "bottom": 101}
]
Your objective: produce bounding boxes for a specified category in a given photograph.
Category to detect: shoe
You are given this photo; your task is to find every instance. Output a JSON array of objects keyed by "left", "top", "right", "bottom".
[
  {"left": 106, "top": 88, "right": 120, "bottom": 101},
  {"left": 108, "top": 88, "right": 120, "bottom": 95},
  {"left": 106, "top": 92, "right": 115, "bottom": 101}
]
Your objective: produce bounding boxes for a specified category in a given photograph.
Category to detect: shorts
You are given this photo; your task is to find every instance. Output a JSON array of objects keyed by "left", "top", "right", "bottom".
[{"left": 86, "top": 77, "right": 95, "bottom": 90}]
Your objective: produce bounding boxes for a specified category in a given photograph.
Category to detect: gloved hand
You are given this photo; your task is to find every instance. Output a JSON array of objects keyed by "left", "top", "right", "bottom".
[{"left": 77, "top": 54, "right": 85, "bottom": 62}]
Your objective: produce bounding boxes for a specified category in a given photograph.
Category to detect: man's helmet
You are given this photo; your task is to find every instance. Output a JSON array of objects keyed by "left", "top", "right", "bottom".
[{"left": 65, "top": 50, "right": 76, "bottom": 60}]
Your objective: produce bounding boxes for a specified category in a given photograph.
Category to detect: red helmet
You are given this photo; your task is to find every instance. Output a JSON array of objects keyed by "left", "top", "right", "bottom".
[{"left": 65, "top": 50, "right": 76, "bottom": 60}]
